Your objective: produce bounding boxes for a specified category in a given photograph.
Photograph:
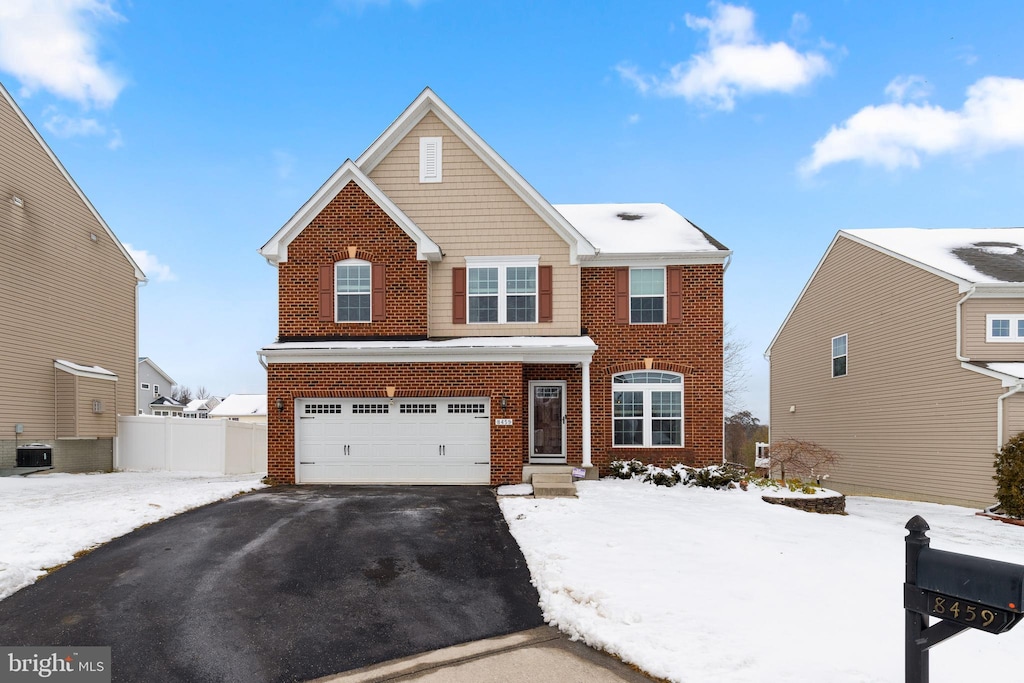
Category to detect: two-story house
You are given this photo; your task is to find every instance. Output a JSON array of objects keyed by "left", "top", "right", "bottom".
[
  {"left": 137, "top": 357, "right": 176, "bottom": 415},
  {"left": 1, "top": 81, "right": 144, "bottom": 473},
  {"left": 768, "top": 228, "right": 1024, "bottom": 508},
  {"left": 259, "top": 88, "right": 730, "bottom": 486}
]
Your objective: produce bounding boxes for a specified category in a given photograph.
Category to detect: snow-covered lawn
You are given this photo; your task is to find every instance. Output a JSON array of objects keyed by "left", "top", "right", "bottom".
[
  {"left": 0, "top": 471, "right": 266, "bottom": 601},
  {"left": 500, "top": 479, "right": 1024, "bottom": 683}
]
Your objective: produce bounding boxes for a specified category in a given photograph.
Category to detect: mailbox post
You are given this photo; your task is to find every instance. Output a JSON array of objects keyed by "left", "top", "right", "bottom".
[{"left": 904, "top": 515, "right": 1023, "bottom": 683}]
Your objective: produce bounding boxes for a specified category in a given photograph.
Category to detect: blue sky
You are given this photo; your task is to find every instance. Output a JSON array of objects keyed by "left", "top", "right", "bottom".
[{"left": 2, "top": 1, "right": 1023, "bottom": 419}]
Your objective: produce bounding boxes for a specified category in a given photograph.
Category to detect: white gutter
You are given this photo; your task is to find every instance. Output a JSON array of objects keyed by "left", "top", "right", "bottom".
[
  {"left": 955, "top": 285, "right": 977, "bottom": 362},
  {"left": 257, "top": 353, "right": 268, "bottom": 371}
]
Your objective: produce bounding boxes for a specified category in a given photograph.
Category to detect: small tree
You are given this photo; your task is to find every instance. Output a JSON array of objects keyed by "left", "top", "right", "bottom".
[
  {"left": 994, "top": 432, "right": 1024, "bottom": 519},
  {"left": 195, "top": 386, "right": 211, "bottom": 400},
  {"left": 172, "top": 385, "right": 192, "bottom": 405},
  {"left": 769, "top": 438, "right": 841, "bottom": 483}
]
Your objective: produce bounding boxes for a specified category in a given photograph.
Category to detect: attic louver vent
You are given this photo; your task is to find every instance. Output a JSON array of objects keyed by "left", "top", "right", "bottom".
[
  {"left": 617, "top": 212, "right": 643, "bottom": 221},
  {"left": 419, "top": 137, "right": 442, "bottom": 183}
]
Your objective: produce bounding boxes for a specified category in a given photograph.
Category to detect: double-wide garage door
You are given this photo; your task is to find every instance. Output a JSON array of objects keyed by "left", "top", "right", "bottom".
[{"left": 296, "top": 397, "right": 491, "bottom": 484}]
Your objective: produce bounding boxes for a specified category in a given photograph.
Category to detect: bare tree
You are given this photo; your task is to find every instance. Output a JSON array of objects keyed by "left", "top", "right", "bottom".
[
  {"left": 195, "top": 386, "right": 210, "bottom": 400},
  {"left": 723, "top": 322, "right": 749, "bottom": 415},
  {"left": 768, "top": 438, "right": 841, "bottom": 482},
  {"left": 172, "top": 385, "right": 192, "bottom": 405}
]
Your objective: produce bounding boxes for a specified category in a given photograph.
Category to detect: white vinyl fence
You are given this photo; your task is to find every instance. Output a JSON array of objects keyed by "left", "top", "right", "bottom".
[{"left": 115, "top": 416, "right": 267, "bottom": 474}]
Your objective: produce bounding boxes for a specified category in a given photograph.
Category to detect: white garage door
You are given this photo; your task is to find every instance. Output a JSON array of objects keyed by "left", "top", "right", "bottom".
[{"left": 295, "top": 397, "right": 491, "bottom": 484}]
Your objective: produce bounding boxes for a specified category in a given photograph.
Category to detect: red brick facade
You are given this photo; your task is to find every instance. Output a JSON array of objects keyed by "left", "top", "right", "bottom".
[
  {"left": 582, "top": 265, "right": 724, "bottom": 471},
  {"left": 268, "top": 362, "right": 526, "bottom": 484},
  {"left": 266, "top": 172, "right": 724, "bottom": 486},
  {"left": 278, "top": 180, "right": 428, "bottom": 339}
]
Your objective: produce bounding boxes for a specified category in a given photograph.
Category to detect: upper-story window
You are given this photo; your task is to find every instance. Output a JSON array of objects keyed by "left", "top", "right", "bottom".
[
  {"left": 141, "top": 383, "right": 150, "bottom": 390},
  {"left": 630, "top": 268, "right": 665, "bottom": 324},
  {"left": 986, "top": 314, "right": 1024, "bottom": 342},
  {"left": 465, "top": 257, "right": 538, "bottom": 324},
  {"left": 419, "top": 137, "right": 442, "bottom": 183},
  {"left": 832, "top": 334, "right": 848, "bottom": 378},
  {"left": 612, "top": 371, "right": 683, "bottom": 447},
  {"left": 153, "top": 384, "right": 160, "bottom": 396},
  {"left": 336, "top": 259, "right": 371, "bottom": 322}
]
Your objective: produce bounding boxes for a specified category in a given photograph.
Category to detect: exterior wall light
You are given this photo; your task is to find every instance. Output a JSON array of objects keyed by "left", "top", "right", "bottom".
[{"left": 276, "top": 398, "right": 284, "bottom": 412}]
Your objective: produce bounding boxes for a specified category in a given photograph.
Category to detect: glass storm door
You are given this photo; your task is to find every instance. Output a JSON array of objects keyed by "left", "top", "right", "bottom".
[{"left": 530, "top": 381, "right": 566, "bottom": 463}]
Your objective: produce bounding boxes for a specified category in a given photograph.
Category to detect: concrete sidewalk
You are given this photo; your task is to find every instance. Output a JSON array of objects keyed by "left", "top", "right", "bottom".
[{"left": 314, "top": 626, "right": 656, "bottom": 683}]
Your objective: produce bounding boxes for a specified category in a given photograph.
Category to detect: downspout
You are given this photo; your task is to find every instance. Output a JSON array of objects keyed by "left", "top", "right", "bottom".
[
  {"left": 257, "top": 353, "right": 268, "bottom": 371},
  {"left": 955, "top": 285, "right": 976, "bottom": 362},
  {"left": 997, "top": 382, "right": 1024, "bottom": 449},
  {"left": 722, "top": 254, "right": 731, "bottom": 464}
]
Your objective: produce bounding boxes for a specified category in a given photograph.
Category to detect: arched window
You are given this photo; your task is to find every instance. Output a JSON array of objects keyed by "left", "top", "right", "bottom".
[
  {"left": 335, "top": 259, "right": 371, "bottom": 322},
  {"left": 612, "top": 371, "right": 683, "bottom": 447}
]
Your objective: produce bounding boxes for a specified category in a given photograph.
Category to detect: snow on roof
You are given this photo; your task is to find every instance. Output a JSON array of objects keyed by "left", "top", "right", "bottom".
[
  {"left": 209, "top": 394, "right": 267, "bottom": 417},
  {"left": 263, "top": 336, "right": 598, "bottom": 352},
  {"left": 844, "top": 228, "right": 1024, "bottom": 284},
  {"left": 973, "top": 362, "right": 1024, "bottom": 380},
  {"left": 553, "top": 203, "right": 727, "bottom": 256},
  {"left": 185, "top": 398, "right": 217, "bottom": 411},
  {"left": 53, "top": 360, "right": 117, "bottom": 381}
]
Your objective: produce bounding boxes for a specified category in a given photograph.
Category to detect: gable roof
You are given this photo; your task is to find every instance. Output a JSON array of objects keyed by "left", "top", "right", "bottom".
[
  {"left": 150, "top": 396, "right": 183, "bottom": 407},
  {"left": 766, "top": 227, "right": 1024, "bottom": 356},
  {"left": 555, "top": 203, "right": 731, "bottom": 265},
  {"left": 843, "top": 228, "right": 1024, "bottom": 285},
  {"left": 355, "top": 87, "right": 596, "bottom": 264},
  {"left": 260, "top": 160, "right": 441, "bottom": 265},
  {"left": 1, "top": 81, "right": 145, "bottom": 282},
  {"left": 138, "top": 357, "right": 176, "bottom": 386}
]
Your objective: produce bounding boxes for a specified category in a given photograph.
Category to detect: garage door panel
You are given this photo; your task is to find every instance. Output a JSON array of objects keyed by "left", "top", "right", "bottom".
[{"left": 296, "top": 398, "right": 491, "bottom": 484}]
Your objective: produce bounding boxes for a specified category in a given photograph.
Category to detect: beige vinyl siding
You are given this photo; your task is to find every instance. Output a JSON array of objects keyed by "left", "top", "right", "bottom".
[
  {"left": 0, "top": 91, "right": 136, "bottom": 442},
  {"left": 368, "top": 112, "right": 580, "bottom": 336},
  {"left": 76, "top": 376, "right": 118, "bottom": 438},
  {"left": 55, "top": 371, "right": 77, "bottom": 438},
  {"left": 770, "top": 236, "right": 1003, "bottom": 507},
  {"left": 962, "top": 298, "right": 1024, "bottom": 360},
  {"left": 1002, "top": 392, "right": 1024, "bottom": 444}
]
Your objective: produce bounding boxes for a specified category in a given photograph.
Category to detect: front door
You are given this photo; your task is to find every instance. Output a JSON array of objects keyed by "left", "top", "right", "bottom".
[{"left": 529, "top": 381, "right": 566, "bottom": 463}]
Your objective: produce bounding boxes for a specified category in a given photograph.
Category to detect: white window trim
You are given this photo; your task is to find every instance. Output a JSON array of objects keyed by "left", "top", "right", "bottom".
[
  {"left": 335, "top": 258, "right": 372, "bottom": 324},
  {"left": 141, "top": 383, "right": 150, "bottom": 390},
  {"left": 629, "top": 267, "right": 666, "bottom": 325},
  {"left": 986, "top": 314, "right": 1024, "bottom": 342},
  {"left": 465, "top": 256, "right": 540, "bottom": 324},
  {"left": 419, "top": 136, "right": 442, "bottom": 183},
  {"left": 611, "top": 371, "right": 684, "bottom": 448},
  {"left": 831, "top": 334, "right": 848, "bottom": 378},
  {"left": 153, "top": 385, "right": 160, "bottom": 396}
]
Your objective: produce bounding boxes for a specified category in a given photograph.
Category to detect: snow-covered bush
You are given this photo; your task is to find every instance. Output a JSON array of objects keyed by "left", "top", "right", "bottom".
[
  {"left": 609, "top": 459, "right": 647, "bottom": 479},
  {"left": 687, "top": 464, "right": 746, "bottom": 489},
  {"left": 994, "top": 432, "right": 1024, "bottom": 518},
  {"left": 607, "top": 461, "right": 745, "bottom": 489}
]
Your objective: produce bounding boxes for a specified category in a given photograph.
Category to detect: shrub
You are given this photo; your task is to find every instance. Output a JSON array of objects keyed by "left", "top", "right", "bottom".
[
  {"left": 687, "top": 464, "right": 746, "bottom": 489},
  {"left": 609, "top": 459, "right": 647, "bottom": 479},
  {"left": 768, "top": 438, "right": 841, "bottom": 482},
  {"left": 994, "top": 432, "right": 1024, "bottom": 518}
]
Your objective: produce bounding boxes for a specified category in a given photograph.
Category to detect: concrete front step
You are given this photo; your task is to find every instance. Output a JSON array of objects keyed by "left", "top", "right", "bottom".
[
  {"left": 532, "top": 473, "right": 572, "bottom": 485},
  {"left": 532, "top": 482, "right": 577, "bottom": 498}
]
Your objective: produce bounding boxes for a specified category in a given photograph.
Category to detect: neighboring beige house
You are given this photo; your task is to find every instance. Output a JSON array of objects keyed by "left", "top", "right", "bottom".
[
  {"left": 1, "top": 81, "right": 145, "bottom": 473},
  {"left": 184, "top": 397, "right": 221, "bottom": 419},
  {"left": 768, "top": 228, "right": 1024, "bottom": 508},
  {"left": 208, "top": 394, "right": 267, "bottom": 424}
]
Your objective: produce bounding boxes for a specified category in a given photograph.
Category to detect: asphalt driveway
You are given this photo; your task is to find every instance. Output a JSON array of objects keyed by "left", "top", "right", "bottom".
[{"left": 0, "top": 486, "right": 544, "bottom": 682}]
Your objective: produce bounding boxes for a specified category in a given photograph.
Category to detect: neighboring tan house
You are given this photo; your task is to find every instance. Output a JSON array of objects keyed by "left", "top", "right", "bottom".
[
  {"left": 768, "top": 228, "right": 1024, "bottom": 508},
  {"left": 0, "top": 81, "right": 145, "bottom": 472},
  {"left": 137, "top": 357, "right": 176, "bottom": 415},
  {"left": 208, "top": 394, "right": 267, "bottom": 424},
  {"left": 258, "top": 88, "right": 730, "bottom": 486},
  {"left": 184, "top": 397, "right": 221, "bottom": 418}
]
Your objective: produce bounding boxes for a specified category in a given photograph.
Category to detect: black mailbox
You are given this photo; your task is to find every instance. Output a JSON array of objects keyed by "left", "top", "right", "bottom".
[{"left": 918, "top": 547, "right": 1024, "bottom": 613}]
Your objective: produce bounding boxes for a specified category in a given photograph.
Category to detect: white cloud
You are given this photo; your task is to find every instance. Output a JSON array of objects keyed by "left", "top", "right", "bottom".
[
  {"left": 627, "top": 113, "right": 641, "bottom": 125},
  {"left": 618, "top": 2, "right": 830, "bottom": 111},
  {"left": 125, "top": 244, "right": 176, "bottom": 282},
  {"left": 801, "top": 76, "right": 1024, "bottom": 175},
  {"left": 44, "top": 111, "right": 106, "bottom": 138},
  {"left": 884, "top": 75, "right": 931, "bottom": 103},
  {"left": 0, "top": 0, "right": 125, "bottom": 108}
]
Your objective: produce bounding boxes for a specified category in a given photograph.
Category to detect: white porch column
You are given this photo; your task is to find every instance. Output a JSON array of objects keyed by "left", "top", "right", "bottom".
[{"left": 581, "top": 358, "right": 592, "bottom": 468}]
